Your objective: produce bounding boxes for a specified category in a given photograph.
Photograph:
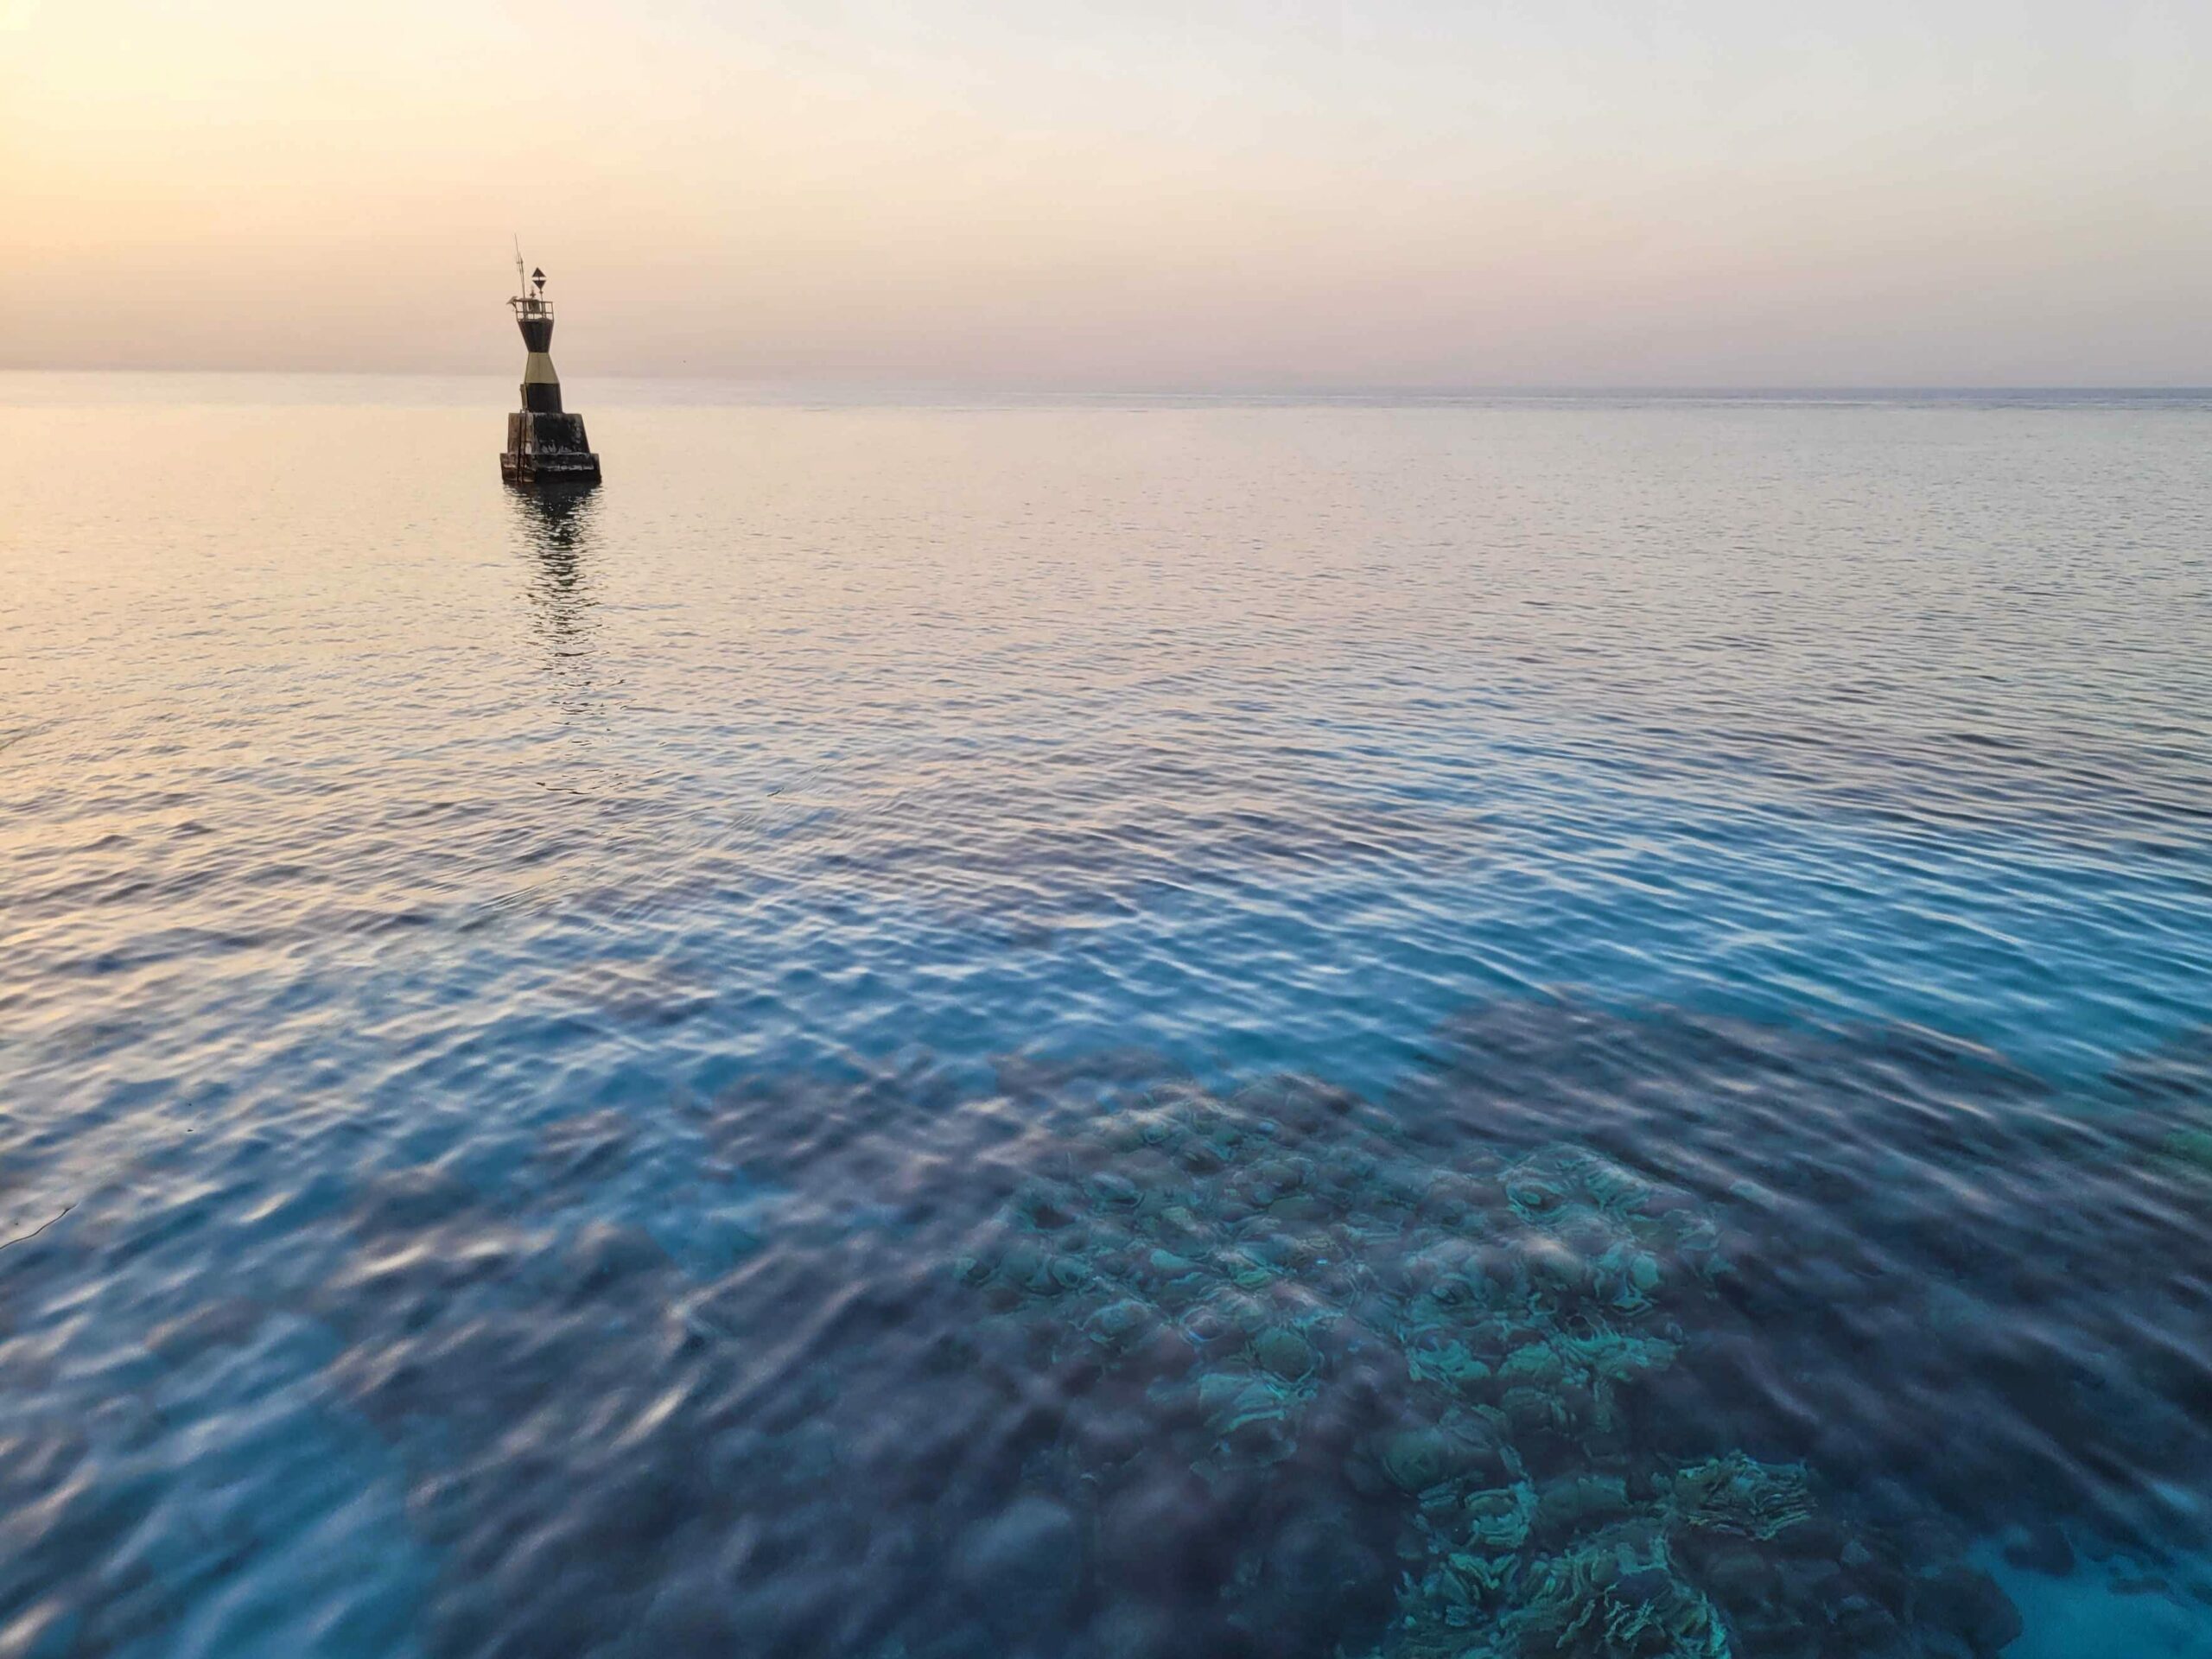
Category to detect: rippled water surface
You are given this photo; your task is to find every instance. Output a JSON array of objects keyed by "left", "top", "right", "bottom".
[{"left": 3, "top": 375, "right": 2210, "bottom": 1658}]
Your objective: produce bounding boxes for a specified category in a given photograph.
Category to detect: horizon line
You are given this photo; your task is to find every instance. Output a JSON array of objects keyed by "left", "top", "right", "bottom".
[{"left": 3, "top": 366, "right": 2210, "bottom": 400}]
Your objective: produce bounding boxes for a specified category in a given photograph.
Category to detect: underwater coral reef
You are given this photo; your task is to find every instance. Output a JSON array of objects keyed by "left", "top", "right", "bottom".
[{"left": 948, "top": 1068, "right": 2049, "bottom": 1659}]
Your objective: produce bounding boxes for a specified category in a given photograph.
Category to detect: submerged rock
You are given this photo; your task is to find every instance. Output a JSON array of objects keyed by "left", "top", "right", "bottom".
[
  {"left": 1665, "top": 1453, "right": 1815, "bottom": 1542},
  {"left": 1998, "top": 1519, "right": 2074, "bottom": 1578},
  {"left": 1251, "top": 1325, "right": 1320, "bottom": 1382},
  {"left": 1376, "top": 1420, "right": 1508, "bottom": 1498},
  {"left": 1535, "top": 1474, "right": 1633, "bottom": 1543},
  {"left": 1910, "top": 1567, "right": 2024, "bottom": 1658},
  {"left": 955, "top": 1495, "right": 1084, "bottom": 1637}
]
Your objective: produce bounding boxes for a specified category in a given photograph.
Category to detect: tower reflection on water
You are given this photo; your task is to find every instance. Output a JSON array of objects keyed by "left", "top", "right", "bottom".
[{"left": 508, "top": 480, "right": 601, "bottom": 702}]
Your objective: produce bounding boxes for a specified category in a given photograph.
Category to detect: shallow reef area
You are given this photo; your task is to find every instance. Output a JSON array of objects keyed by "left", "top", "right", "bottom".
[
  {"left": 3, "top": 1003, "right": 2212, "bottom": 1657},
  {"left": 947, "top": 1068, "right": 2031, "bottom": 1659}
]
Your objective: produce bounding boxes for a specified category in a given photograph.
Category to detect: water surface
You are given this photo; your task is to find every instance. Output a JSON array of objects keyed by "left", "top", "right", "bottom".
[{"left": 3, "top": 376, "right": 2209, "bottom": 1657}]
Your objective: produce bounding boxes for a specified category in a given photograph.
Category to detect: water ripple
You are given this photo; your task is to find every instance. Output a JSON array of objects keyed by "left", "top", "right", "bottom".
[{"left": 1, "top": 383, "right": 2209, "bottom": 1656}]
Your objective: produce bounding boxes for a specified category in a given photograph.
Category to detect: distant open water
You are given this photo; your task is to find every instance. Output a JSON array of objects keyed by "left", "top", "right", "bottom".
[{"left": 2, "top": 375, "right": 2209, "bottom": 1658}]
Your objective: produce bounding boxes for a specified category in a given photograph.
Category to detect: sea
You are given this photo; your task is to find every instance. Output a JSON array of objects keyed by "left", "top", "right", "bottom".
[{"left": 2, "top": 373, "right": 2209, "bottom": 1659}]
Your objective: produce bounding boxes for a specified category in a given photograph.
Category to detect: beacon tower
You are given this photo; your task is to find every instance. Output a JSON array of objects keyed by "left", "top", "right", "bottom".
[{"left": 500, "top": 257, "right": 601, "bottom": 485}]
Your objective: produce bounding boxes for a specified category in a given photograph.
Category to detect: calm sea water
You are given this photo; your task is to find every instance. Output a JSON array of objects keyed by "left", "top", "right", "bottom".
[{"left": 2, "top": 374, "right": 2209, "bottom": 1658}]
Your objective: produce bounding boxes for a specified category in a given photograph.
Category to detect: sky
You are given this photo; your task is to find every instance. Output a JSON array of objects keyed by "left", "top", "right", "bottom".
[{"left": 2, "top": 0, "right": 2207, "bottom": 387}]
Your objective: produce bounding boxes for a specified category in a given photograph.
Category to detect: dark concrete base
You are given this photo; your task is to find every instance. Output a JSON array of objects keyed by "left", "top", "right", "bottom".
[
  {"left": 502, "top": 410, "right": 601, "bottom": 485},
  {"left": 500, "top": 451, "right": 602, "bottom": 485}
]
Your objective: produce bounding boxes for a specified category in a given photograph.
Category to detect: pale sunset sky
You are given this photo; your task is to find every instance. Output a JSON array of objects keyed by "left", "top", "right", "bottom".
[{"left": 3, "top": 0, "right": 2206, "bottom": 386}]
